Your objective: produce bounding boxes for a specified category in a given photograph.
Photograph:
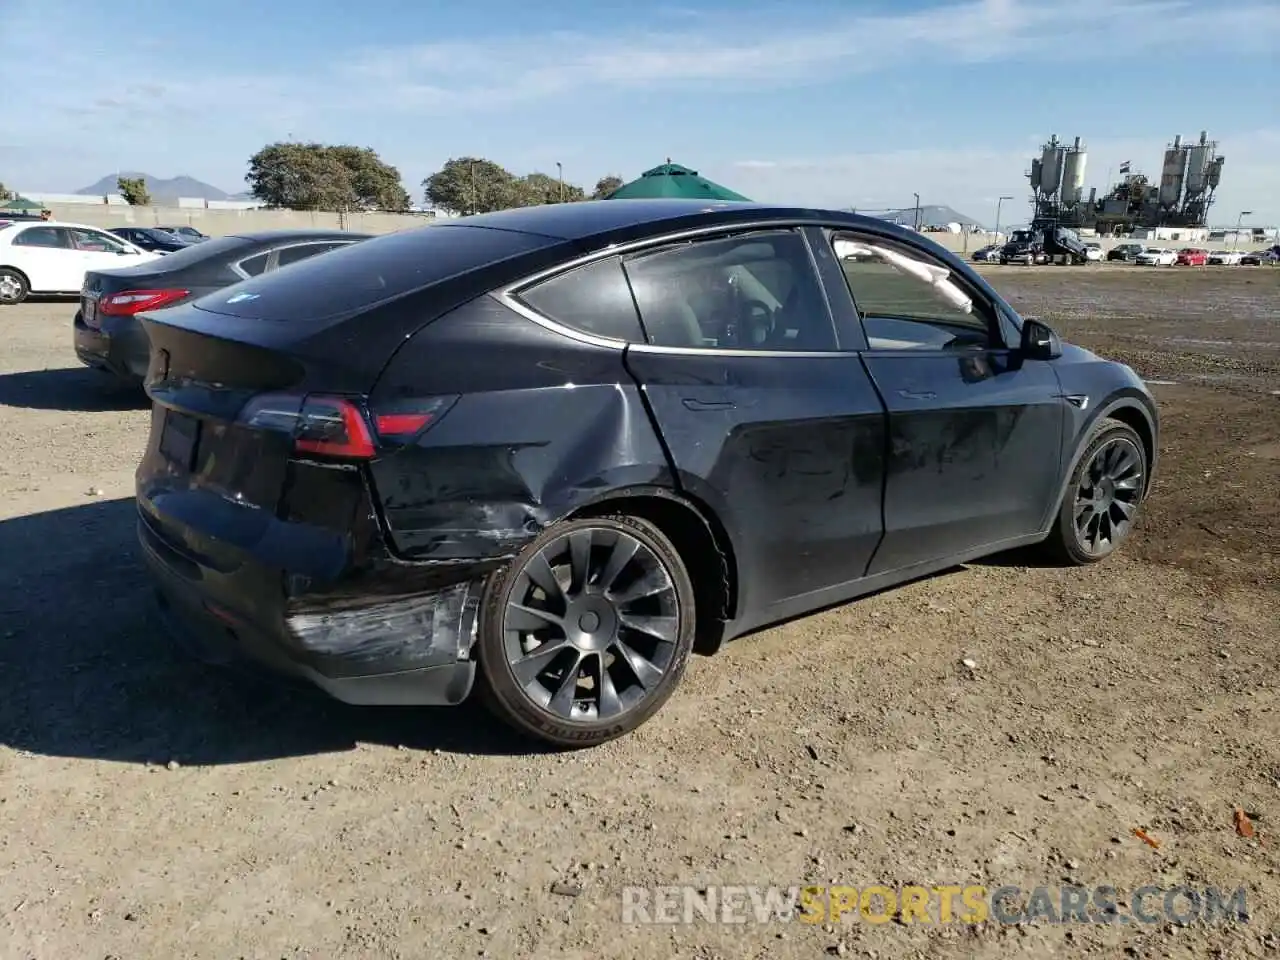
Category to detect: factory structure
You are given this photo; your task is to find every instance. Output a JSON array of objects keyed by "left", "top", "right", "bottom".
[{"left": 1026, "top": 131, "right": 1225, "bottom": 237}]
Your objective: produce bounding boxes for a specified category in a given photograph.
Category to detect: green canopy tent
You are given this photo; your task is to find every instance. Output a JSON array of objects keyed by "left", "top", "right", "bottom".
[
  {"left": 606, "top": 161, "right": 751, "bottom": 201},
  {"left": 1, "top": 196, "right": 44, "bottom": 211}
]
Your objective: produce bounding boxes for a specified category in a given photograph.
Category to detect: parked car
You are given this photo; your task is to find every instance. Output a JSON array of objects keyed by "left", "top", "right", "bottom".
[
  {"left": 109, "top": 226, "right": 192, "bottom": 254},
  {"left": 1106, "top": 242, "right": 1145, "bottom": 262},
  {"left": 1083, "top": 242, "right": 1103, "bottom": 262},
  {"left": 0, "top": 220, "right": 159, "bottom": 304},
  {"left": 157, "top": 225, "right": 209, "bottom": 243},
  {"left": 1136, "top": 247, "right": 1177, "bottom": 266},
  {"left": 75, "top": 229, "right": 371, "bottom": 383},
  {"left": 1240, "top": 249, "right": 1279, "bottom": 266},
  {"left": 971, "top": 244, "right": 1001, "bottom": 262},
  {"left": 1175, "top": 248, "right": 1208, "bottom": 266},
  {"left": 135, "top": 200, "right": 1159, "bottom": 747},
  {"left": 1207, "top": 250, "right": 1243, "bottom": 266}
]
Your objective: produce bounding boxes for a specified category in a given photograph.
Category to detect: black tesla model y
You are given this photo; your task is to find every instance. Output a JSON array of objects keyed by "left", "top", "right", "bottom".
[{"left": 136, "top": 200, "right": 1159, "bottom": 747}]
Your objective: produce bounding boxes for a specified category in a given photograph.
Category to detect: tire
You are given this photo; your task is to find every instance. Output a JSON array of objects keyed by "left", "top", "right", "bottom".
[
  {"left": 475, "top": 513, "right": 696, "bottom": 748},
  {"left": 1042, "top": 417, "right": 1148, "bottom": 565},
  {"left": 0, "top": 268, "right": 30, "bottom": 305}
]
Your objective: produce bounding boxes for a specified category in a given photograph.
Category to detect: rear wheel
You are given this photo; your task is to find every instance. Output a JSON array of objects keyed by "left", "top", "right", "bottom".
[
  {"left": 0, "top": 269, "right": 29, "bottom": 305},
  {"left": 476, "top": 514, "right": 696, "bottom": 748},
  {"left": 1043, "top": 418, "right": 1148, "bottom": 565}
]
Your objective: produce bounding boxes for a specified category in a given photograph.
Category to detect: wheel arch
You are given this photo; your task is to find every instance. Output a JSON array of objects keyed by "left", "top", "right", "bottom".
[
  {"left": 0, "top": 264, "right": 31, "bottom": 285},
  {"left": 564, "top": 485, "right": 737, "bottom": 655},
  {"left": 1046, "top": 392, "right": 1158, "bottom": 530}
]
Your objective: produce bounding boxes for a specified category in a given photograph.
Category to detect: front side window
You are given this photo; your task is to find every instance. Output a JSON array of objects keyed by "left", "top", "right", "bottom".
[
  {"left": 832, "top": 232, "right": 996, "bottom": 350},
  {"left": 514, "top": 256, "right": 644, "bottom": 342},
  {"left": 623, "top": 230, "right": 836, "bottom": 351},
  {"left": 70, "top": 228, "right": 129, "bottom": 253}
]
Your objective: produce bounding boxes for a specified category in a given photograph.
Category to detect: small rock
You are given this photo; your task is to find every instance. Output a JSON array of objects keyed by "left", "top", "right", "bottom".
[
  {"left": 123, "top": 912, "right": 138, "bottom": 922},
  {"left": 1081, "top": 638, "right": 1100, "bottom": 648},
  {"left": 86, "top": 487, "right": 104, "bottom": 497},
  {"left": 550, "top": 881, "right": 583, "bottom": 897},
  {"left": 961, "top": 658, "right": 977, "bottom": 669},
  {"left": 165, "top": 760, "right": 180, "bottom": 771}
]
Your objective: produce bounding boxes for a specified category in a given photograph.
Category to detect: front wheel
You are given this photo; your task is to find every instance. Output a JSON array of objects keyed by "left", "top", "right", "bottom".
[
  {"left": 0, "top": 269, "right": 29, "bottom": 305},
  {"left": 475, "top": 514, "right": 696, "bottom": 748},
  {"left": 1042, "top": 418, "right": 1148, "bottom": 565}
]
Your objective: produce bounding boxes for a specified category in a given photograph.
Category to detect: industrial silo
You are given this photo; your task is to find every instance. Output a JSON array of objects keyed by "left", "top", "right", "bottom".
[
  {"left": 1039, "top": 136, "right": 1065, "bottom": 197},
  {"left": 1183, "top": 131, "right": 1217, "bottom": 201},
  {"left": 1159, "top": 134, "right": 1188, "bottom": 209},
  {"left": 1060, "top": 137, "right": 1088, "bottom": 205}
]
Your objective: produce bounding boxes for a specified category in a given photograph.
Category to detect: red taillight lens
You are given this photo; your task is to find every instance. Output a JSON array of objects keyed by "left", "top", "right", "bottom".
[
  {"left": 294, "top": 397, "right": 377, "bottom": 459},
  {"left": 371, "top": 396, "right": 458, "bottom": 442},
  {"left": 98, "top": 288, "right": 190, "bottom": 316},
  {"left": 237, "top": 393, "right": 457, "bottom": 460}
]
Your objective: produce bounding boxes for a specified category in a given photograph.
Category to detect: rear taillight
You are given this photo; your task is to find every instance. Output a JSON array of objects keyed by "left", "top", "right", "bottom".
[
  {"left": 98, "top": 288, "right": 190, "bottom": 316},
  {"left": 237, "top": 393, "right": 457, "bottom": 460}
]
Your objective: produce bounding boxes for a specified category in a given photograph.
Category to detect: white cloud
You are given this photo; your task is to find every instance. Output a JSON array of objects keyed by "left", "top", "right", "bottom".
[
  {"left": 718, "top": 129, "right": 1280, "bottom": 225},
  {"left": 329, "top": 0, "right": 1278, "bottom": 111},
  {"left": 1, "top": 0, "right": 1276, "bottom": 216}
]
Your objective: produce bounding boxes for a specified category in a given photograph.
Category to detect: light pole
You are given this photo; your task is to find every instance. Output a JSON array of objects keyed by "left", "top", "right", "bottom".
[
  {"left": 994, "top": 195, "right": 1013, "bottom": 242},
  {"left": 1232, "top": 210, "right": 1252, "bottom": 251},
  {"left": 912, "top": 192, "right": 921, "bottom": 230},
  {"left": 556, "top": 162, "right": 564, "bottom": 203}
]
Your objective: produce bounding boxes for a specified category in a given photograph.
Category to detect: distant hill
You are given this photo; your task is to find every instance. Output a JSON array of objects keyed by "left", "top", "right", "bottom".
[
  {"left": 74, "top": 172, "right": 230, "bottom": 202},
  {"left": 877, "top": 204, "right": 984, "bottom": 229}
]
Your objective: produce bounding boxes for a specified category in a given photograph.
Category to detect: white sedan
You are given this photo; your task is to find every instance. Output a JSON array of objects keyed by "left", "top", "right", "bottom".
[
  {"left": 1084, "top": 242, "right": 1104, "bottom": 261},
  {"left": 0, "top": 220, "right": 160, "bottom": 304},
  {"left": 1136, "top": 247, "right": 1177, "bottom": 266},
  {"left": 1207, "top": 249, "right": 1243, "bottom": 266}
]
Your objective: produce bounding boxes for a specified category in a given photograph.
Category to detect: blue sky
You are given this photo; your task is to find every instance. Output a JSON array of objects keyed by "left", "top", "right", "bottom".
[{"left": 2, "top": 0, "right": 1277, "bottom": 223}]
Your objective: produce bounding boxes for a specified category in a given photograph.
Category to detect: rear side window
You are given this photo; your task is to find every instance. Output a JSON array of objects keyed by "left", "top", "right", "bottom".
[
  {"left": 194, "top": 225, "right": 559, "bottom": 321},
  {"left": 514, "top": 256, "right": 644, "bottom": 342},
  {"left": 275, "top": 241, "right": 351, "bottom": 268},
  {"left": 137, "top": 234, "right": 250, "bottom": 271},
  {"left": 13, "top": 226, "right": 70, "bottom": 248},
  {"left": 237, "top": 253, "right": 269, "bottom": 276}
]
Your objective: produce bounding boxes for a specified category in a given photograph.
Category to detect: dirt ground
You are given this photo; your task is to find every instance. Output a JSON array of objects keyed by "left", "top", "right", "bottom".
[{"left": 0, "top": 266, "right": 1276, "bottom": 959}]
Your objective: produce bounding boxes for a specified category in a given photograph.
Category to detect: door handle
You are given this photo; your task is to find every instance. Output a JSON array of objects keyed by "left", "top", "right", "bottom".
[
  {"left": 682, "top": 398, "right": 736, "bottom": 411},
  {"left": 897, "top": 389, "right": 937, "bottom": 401}
]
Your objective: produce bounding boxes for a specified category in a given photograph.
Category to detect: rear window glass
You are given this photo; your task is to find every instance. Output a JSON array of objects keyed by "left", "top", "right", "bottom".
[{"left": 193, "top": 225, "right": 559, "bottom": 321}]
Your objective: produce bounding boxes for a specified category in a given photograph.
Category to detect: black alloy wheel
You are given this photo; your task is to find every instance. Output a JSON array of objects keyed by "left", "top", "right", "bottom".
[
  {"left": 476, "top": 514, "right": 696, "bottom": 747},
  {"left": 1045, "top": 418, "right": 1148, "bottom": 564}
]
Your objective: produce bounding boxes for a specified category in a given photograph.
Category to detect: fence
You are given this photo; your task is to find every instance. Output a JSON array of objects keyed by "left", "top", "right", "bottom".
[{"left": 37, "top": 203, "right": 433, "bottom": 237}]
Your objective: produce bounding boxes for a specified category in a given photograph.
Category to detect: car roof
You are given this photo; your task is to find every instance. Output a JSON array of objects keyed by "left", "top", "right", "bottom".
[
  {"left": 0, "top": 219, "right": 113, "bottom": 235},
  {"left": 431, "top": 199, "right": 927, "bottom": 249},
  {"left": 224, "top": 228, "right": 375, "bottom": 242}
]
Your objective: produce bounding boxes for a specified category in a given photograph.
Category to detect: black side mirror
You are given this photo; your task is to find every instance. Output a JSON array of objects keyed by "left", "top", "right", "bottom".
[{"left": 1020, "top": 317, "right": 1062, "bottom": 360}]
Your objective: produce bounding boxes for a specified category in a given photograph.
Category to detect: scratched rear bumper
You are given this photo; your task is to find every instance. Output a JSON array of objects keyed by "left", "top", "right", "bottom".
[{"left": 138, "top": 503, "right": 483, "bottom": 707}]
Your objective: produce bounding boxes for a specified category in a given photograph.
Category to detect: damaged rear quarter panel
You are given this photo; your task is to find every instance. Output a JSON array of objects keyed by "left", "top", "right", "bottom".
[{"left": 367, "top": 295, "right": 675, "bottom": 561}]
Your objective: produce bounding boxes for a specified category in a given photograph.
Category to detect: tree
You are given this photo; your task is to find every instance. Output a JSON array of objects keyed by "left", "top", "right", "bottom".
[
  {"left": 422, "top": 158, "right": 587, "bottom": 215},
  {"left": 246, "top": 142, "right": 410, "bottom": 211},
  {"left": 591, "top": 175, "right": 624, "bottom": 200},
  {"left": 117, "top": 176, "right": 151, "bottom": 206},
  {"left": 518, "top": 172, "right": 586, "bottom": 206},
  {"left": 423, "top": 158, "right": 516, "bottom": 215}
]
